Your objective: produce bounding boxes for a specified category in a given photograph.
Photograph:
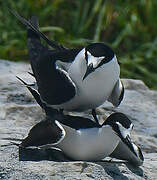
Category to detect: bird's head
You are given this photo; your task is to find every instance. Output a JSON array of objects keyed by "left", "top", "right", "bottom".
[
  {"left": 83, "top": 43, "right": 115, "bottom": 80},
  {"left": 104, "top": 112, "right": 138, "bottom": 157}
]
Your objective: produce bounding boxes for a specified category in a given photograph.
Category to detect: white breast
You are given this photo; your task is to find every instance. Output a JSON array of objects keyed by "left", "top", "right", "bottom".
[
  {"left": 56, "top": 125, "right": 120, "bottom": 160},
  {"left": 69, "top": 51, "right": 120, "bottom": 110},
  {"left": 52, "top": 49, "right": 120, "bottom": 111}
]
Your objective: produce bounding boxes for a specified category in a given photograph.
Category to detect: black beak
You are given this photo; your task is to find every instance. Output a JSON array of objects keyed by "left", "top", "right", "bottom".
[
  {"left": 82, "top": 63, "right": 94, "bottom": 81},
  {"left": 122, "top": 135, "right": 144, "bottom": 162},
  {"left": 122, "top": 135, "right": 137, "bottom": 156}
]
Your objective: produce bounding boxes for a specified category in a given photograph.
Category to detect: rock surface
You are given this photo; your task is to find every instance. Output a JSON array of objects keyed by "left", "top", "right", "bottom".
[{"left": 0, "top": 60, "right": 157, "bottom": 180}]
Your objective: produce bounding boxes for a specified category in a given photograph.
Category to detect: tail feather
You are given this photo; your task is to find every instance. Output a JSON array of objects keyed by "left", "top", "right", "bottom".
[
  {"left": 16, "top": 76, "right": 44, "bottom": 109},
  {"left": 28, "top": 72, "right": 35, "bottom": 77},
  {"left": 9, "top": 9, "right": 65, "bottom": 50},
  {"left": 16, "top": 76, "right": 59, "bottom": 116}
]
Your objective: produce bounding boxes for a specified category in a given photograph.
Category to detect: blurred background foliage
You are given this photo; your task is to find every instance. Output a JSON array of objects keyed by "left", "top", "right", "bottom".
[{"left": 0, "top": 0, "right": 157, "bottom": 89}]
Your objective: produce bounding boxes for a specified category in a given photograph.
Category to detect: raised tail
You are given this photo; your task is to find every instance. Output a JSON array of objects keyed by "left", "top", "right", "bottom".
[
  {"left": 16, "top": 76, "right": 44, "bottom": 108},
  {"left": 9, "top": 9, "right": 65, "bottom": 50},
  {"left": 11, "top": 10, "right": 78, "bottom": 106}
]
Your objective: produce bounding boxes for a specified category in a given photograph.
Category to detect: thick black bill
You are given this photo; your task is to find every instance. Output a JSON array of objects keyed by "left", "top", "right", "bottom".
[
  {"left": 122, "top": 136, "right": 144, "bottom": 163},
  {"left": 109, "top": 139, "right": 144, "bottom": 166},
  {"left": 122, "top": 135, "right": 137, "bottom": 157},
  {"left": 82, "top": 63, "right": 94, "bottom": 81}
]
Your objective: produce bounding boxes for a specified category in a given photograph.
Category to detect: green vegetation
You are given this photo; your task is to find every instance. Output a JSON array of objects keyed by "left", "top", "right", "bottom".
[{"left": 0, "top": 0, "right": 157, "bottom": 89}]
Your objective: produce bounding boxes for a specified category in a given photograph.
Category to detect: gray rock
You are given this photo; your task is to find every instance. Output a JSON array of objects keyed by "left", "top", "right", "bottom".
[{"left": 0, "top": 60, "right": 157, "bottom": 180}]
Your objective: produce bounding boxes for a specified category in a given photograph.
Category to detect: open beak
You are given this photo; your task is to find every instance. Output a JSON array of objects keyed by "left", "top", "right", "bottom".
[{"left": 82, "top": 63, "right": 94, "bottom": 81}]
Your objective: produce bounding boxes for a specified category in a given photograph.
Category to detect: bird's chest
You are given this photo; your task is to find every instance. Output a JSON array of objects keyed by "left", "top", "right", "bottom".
[
  {"left": 69, "top": 65, "right": 115, "bottom": 100},
  {"left": 63, "top": 58, "right": 119, "bottom": 110},
  {"left": 56, "top": 126, "right": 120, "bottom": 160}
]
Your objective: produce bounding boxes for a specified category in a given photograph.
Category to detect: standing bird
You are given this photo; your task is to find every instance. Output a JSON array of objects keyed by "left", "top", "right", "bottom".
[
  {"left": 11, "top": 10, "right": 124, "bottom": 124},
  {"left": 17, "top": 79, "right": 143, "bottom": 165}
]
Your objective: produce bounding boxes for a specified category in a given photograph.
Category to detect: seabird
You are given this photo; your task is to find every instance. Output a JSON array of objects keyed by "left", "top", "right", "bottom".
[
  {"left": 17, "top": 80, "right": 143, "bottom": 165},
  {"left": 107, "top": 114, "right": 144, "bottom": 166},
  {"left": 11, "top": 10, "right": 124, "bottom": 124}
]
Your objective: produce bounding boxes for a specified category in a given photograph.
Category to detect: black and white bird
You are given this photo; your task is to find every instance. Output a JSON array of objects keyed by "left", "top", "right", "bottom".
[
  {"left": 11, "top": 10, "right": 124, "bottom": 124},
  {"left": 17, "top": 79, "right": 143, "bottom": 165},
  {"left": 104, "top": 113, "right": 144, "bottom": 166}
]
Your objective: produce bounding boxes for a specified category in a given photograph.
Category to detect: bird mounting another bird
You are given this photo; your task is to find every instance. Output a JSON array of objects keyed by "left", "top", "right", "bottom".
[
  {"left": 14, "top": 81, "right": 143, "bottom": 165},
  {"left": 10, "top": 9, "right": 124, "bottom": 124}
]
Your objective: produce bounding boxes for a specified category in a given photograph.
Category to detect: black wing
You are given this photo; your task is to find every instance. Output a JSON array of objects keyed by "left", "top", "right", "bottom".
[
  {"left": 33, "top": 57, "right": 77, "bottom": 105},
  {"left": 21, "top": 118, "right": 65, "bottom": 147},
  {"left": 11, "top": 10, "right": 80, "bottom": 104},
  {"left": 18, "top": 77, "right": 100, "bottom": 130},
  {"left": 58, "top": 115, "right": 101, "bottom": 130},
  {"left": 16, "top": 76, "right": 61, "bottom": 116}
]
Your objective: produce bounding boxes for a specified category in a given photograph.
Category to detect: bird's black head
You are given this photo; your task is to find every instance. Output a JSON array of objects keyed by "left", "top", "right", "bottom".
[
  {"left": 103, "top": 112, "right": 132, "bottom": 129},
  {"left": 104, "top": 112, "right": 138, "bottom": 156},
  {"left": 83, "top": 43, "right": 115, "bottom": 80}
]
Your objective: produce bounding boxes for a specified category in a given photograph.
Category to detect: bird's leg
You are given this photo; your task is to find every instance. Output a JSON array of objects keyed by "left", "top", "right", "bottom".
[{"left": 92, "top": 109, "right": 99, "bottom": 125}]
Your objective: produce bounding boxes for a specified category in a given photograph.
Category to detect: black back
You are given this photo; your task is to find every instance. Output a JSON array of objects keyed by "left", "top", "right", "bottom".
[{"left": 56, "top": 114, "right": 101, "bottom": 130}]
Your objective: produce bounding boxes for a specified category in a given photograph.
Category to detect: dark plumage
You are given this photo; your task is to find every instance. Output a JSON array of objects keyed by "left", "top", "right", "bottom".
[{"left": 21, "top": 117, "right": 65, "bottom": 147}]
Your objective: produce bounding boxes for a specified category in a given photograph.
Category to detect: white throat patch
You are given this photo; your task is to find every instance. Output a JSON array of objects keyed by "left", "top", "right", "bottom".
[
  {"left": 116, "top": 122, "right": 133, "bottom": 138},
  {"left": 87, "top": 51, "right": 105, "bottom": 68}
]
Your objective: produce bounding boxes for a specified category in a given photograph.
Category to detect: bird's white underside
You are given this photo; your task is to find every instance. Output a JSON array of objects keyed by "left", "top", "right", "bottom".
[
  {"left": 52, "top": 48, "right": 120, "bottom": 111},
  {"left": 56, "top": 124, "right": 120, "bottom": 160}
]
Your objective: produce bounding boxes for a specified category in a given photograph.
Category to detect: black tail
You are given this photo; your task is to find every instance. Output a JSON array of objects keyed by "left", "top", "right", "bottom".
[
  {"left": 9, "top": 9, "right": 65, "bottom": 50},
  {"left": 16, "top": 76, "right": 44, "bottom": 108},
  {"left": 10, "top": 10, "right": 66, "bottom": 91},
  {"left": 16, "top": 76, "right": 59, "bottom": 116},
  {"left": 11, "top": 9, "right": 79, "bottom": 106}
]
